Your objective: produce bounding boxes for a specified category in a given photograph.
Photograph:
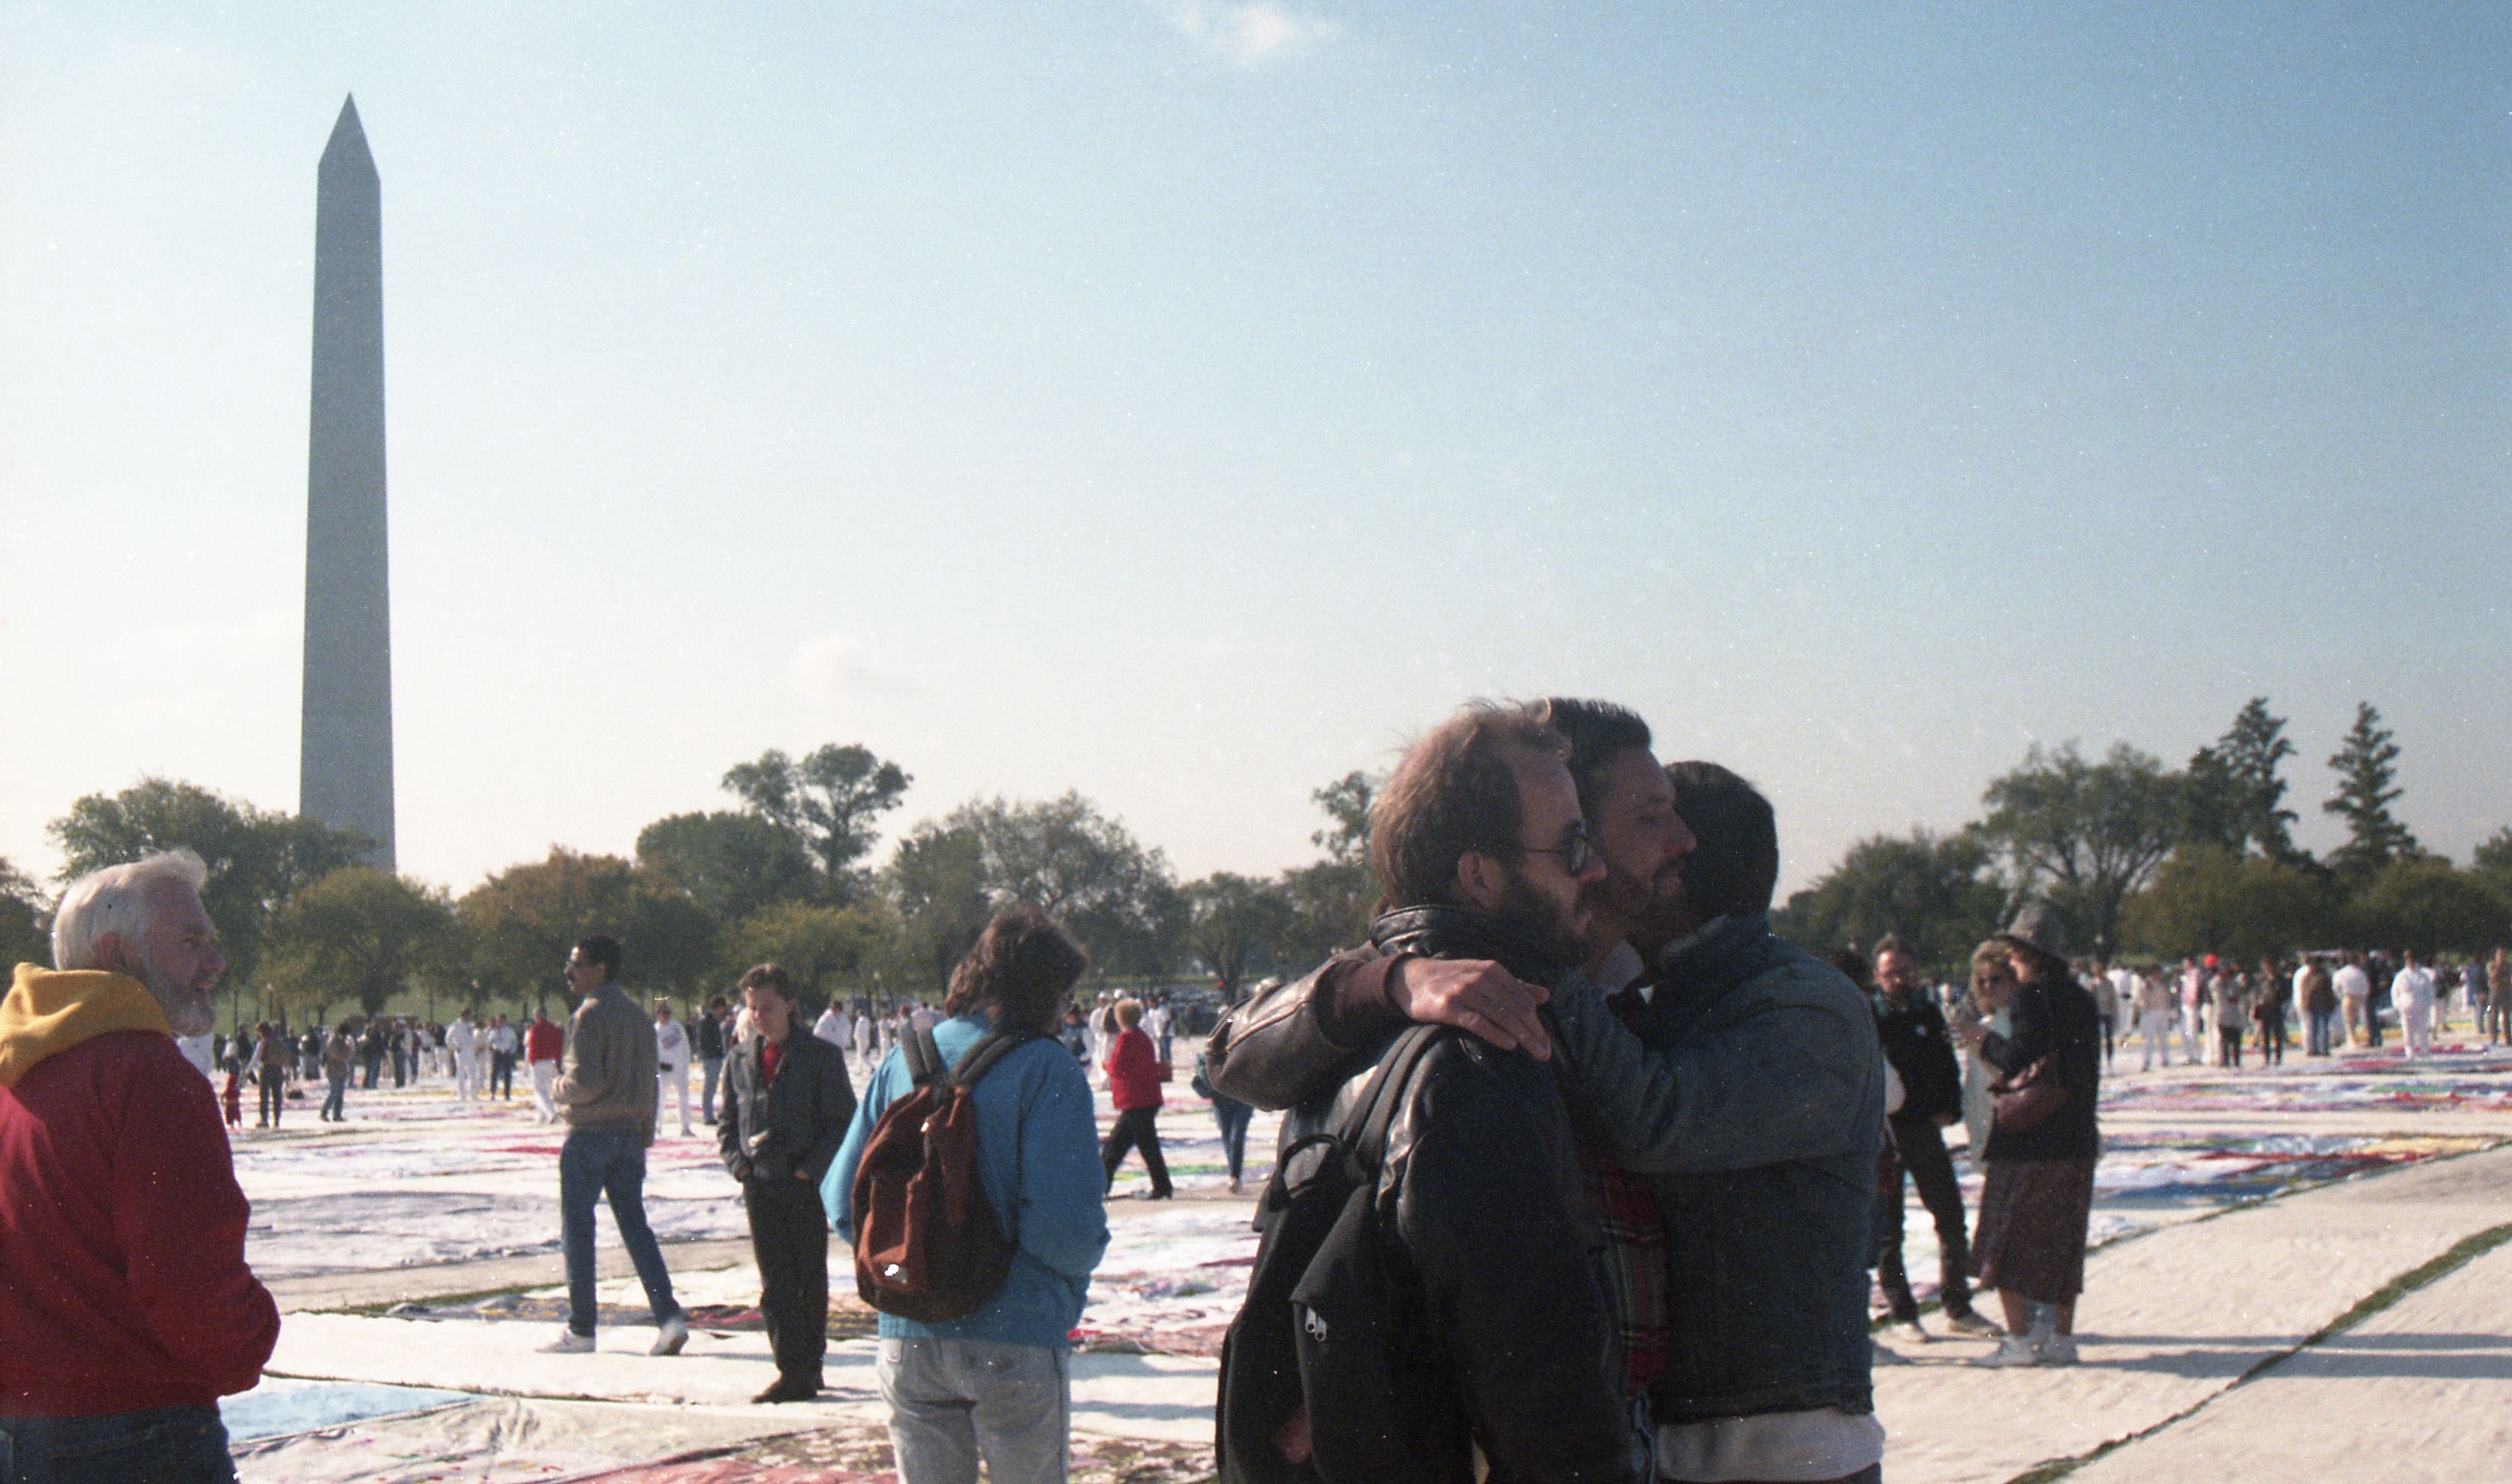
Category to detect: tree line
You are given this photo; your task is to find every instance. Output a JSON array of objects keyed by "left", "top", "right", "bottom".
[
  {"left": 0, "top": 746, "right": 1377, "bottom": 1028},
  {"left": 1778, "top": 698, "right": 2512, "bottom": 973}
]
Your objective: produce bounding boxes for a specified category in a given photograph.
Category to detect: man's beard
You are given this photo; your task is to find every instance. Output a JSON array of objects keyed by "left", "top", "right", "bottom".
[
  {"left": 1493, "top": 868, "right": 1591, "bottom": 966},
  {"left": 136, "top": 960, "right": 216, "bottom": 1038}
]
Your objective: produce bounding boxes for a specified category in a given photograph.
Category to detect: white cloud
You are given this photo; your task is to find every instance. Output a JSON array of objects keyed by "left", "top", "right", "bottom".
[
  {"left": 1155, "top": 1, "right": 1341, "bottom": 66},
  {"left": 788, "top": 634, "right": 911, "bottom": 704}
]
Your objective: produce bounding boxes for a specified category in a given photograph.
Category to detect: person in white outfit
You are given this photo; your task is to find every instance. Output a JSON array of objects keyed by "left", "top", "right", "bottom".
[
  {"left": 850, "top": 1008, "right": 874, "bottom": 1069},
  {"left": 447, "top": 1010, "right": 482, "bottom": 1101},
  {"left": 2335, "top": 953, "right": 2373, "bottom": 1048},
  {"left": 654, "top": 1000, "right": 693, "bottom": 1136},
  {"left": 811, "top": 999, "right": 850, "bottom": 1051},
  {"left": 2135, "top": 970, "right": 2175, "bottom": 1071},
  {"left": 2393, "top": 951, "right": 2437, "bottom": 1058}
]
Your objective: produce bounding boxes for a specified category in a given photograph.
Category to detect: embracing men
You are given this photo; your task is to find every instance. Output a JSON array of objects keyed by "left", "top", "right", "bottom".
[{"left": 1211, "top": 698, "right": 1887, "bottom": 1484}]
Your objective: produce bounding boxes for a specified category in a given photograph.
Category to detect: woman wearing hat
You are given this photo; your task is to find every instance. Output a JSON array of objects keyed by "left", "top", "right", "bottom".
[{"left": 1953, "top": 903, "right": 2104, "bottom": 1368}]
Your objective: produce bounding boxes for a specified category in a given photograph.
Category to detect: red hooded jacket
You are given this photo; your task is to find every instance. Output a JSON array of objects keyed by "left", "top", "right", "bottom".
[{"left": 0, "top": 967, "right": 280, "bottom": 1416}]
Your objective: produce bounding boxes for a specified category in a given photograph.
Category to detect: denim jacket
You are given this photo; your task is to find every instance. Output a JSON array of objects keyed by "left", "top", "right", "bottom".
[{"left": 1546, "top": 914, "right": 1886, "bottom": 1422}]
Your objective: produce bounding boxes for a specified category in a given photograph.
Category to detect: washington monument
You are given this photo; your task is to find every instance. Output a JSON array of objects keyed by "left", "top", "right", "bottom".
[{"left": 299, "top": 95, "right": 397, "bottom": 868}]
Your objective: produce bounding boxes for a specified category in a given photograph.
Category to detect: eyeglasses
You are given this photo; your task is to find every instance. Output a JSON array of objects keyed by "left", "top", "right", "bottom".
[{"left": 1505, "top": 820, "right": 1591, "bottom": 875}]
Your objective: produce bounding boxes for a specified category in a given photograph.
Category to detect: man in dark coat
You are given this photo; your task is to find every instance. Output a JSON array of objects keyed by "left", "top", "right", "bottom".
[
  {"left": 1870, "top": 934, "right": 1992, "bottom": 1338},
  {"left": 719, "top": 963, "right": 858, "bottom": 1403},
  {"left": 1217, "top": 700, "right": 1644, "bottom": 1484}
]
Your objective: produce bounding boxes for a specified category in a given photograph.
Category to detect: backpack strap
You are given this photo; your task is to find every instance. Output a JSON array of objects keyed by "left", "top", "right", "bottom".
[
  {"left": 948, "top": 1027, "right": 1046, "bottom": 1089},
  {"left": 1335, "top": 1022, "right": 1448, "bottom": 1175},
  {"left": 903, "top": 1026, "right": 947, "bottom": 1089}
]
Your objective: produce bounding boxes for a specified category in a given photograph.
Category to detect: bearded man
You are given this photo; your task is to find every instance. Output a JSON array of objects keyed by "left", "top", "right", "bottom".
[
  {"left": 0, "top": 850, "right": 279, "bottom": 1479},
  {"left": 1217, "top": 699, "right": 1646, "bottom": 1482}
]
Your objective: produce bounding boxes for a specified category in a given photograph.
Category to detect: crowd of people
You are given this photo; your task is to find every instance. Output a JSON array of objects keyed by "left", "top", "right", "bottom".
[{"left": 6, "top": 695, "right": 2504, "bottom": 1482}]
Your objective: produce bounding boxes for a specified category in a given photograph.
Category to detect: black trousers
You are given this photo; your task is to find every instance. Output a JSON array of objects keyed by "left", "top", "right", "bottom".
[
  {"left": 489, "top": 1051, "right": 516, "bottom": 1097},
  {"left": 1874, "top": 1116, "right": 1973, "bottom": 1321},
  {"left": 1101, "top": 1105, "right": 1173, "bottom": 1197},
  {"left": 744, "top": 1178, "right": 829, "bottom": 1387}
]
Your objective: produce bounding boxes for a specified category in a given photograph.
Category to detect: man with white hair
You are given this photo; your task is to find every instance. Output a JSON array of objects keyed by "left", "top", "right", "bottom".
[{"left": 0, "top": 851, "right": 279, "bottom": 1478}]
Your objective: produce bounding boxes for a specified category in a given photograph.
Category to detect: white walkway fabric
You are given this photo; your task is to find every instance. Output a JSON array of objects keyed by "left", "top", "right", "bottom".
[{"left": 1873, "top": 1145, "right": 2512, "bottom": 1482}]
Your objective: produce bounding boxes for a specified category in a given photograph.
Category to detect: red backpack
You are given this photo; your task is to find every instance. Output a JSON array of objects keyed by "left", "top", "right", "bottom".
[{"left": 850, "top": 1026, "right": 1037, "bottom": 1323}]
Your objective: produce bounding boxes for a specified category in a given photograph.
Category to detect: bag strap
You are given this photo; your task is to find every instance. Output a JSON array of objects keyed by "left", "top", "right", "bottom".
[
  {"left": 948, "top": 1027, "right": 1045, "bottom": 1089},
  {"left": 1335, "top": 1022, "right": 1448, "bottom": 1175},
  {"left": 903, "top": 1027, "right": 946, "bottom": 1089}
]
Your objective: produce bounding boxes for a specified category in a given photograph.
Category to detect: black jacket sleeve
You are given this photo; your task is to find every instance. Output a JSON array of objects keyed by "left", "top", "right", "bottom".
[
  {"left": 800, "top": 1041, "right": 858, "bottom": 1186},
  {"left": 1392, "top": 1045, "right": 1639, "bottom": 1484},
  {"left": 1206, "top": 949, "right": 1406, "bottom": 1109}
]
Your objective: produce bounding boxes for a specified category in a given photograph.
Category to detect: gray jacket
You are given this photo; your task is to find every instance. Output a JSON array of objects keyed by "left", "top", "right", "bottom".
[{"left": 554, "top": 982, "right": 659, "bottom": 1143}]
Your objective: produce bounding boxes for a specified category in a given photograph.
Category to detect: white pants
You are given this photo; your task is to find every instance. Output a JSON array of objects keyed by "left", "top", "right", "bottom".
[
  {"left": 530, "top": 1060, "right": 560, "bottom": 1121},
  {"left": 2139, "top": 1009, "right": 2173, "bottom": 1071},
  {"left": 2403, "top": 1003, "right": 2433, "bottom": 1057},
  {"left": 660, "top": 1062, "right": 690, "bottom": 1133},
  {"left": 454, "top": 1052, "right": 482, "bottom": 1099}
]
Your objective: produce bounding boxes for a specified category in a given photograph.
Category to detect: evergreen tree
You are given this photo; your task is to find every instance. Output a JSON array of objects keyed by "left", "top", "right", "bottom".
[
  {"left": 2323, "top": 701, "right": 2417, "bottom": 876},
  {"left": 2185, "top": 697, "right": 2300, "bottom": 858}
]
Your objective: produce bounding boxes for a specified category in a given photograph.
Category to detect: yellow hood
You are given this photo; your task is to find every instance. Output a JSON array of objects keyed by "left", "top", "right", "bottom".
[{"left": 0, "top": 964, "right": 171, "bottom": 1089}]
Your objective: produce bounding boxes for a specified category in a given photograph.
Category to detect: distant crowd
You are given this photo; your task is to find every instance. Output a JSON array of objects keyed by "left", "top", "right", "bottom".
[{"left": 8, "top": 695, "right": 2504, "bottom": 1484}]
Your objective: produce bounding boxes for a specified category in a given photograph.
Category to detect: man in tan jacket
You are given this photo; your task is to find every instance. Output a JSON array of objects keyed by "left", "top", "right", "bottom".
[{"left": 539, "top": 934, "right": 686, "bottom": 1356}]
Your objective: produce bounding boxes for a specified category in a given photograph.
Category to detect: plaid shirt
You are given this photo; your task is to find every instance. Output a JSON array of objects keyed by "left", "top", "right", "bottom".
[{"left": 1575, "top": 982, "right": 1669, "bottom": 1398}]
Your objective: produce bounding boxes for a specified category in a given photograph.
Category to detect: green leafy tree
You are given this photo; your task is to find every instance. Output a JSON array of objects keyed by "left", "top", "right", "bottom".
[
  {"left": 723, "top": 900, "right": 890, "bottom": 1007},
  {"left": 1776, "top": 828, "right": 2007, "bottom": 975},
  {"left": 1182, "top": 872, "right": 1298, "bottom": 994},
  {"left": 2119, "top": 843, "right": 2332, "bottom": 963},
  {"left": 458, "top": 849, "right": 720, "bottom": 1015},
  {"left": 636, "top": 810, "right": 817, "bottom": 924},
  {"left": 1278, "top": 772, "right": 1381, "bottom": 967},
  {"left": 948, "top": 792, "right": 1179, "bottom": 976},
  {"left": 264, "top": 867, "right": 459, "bottom": 1021},
  {"left": 880, "top": 822, "right": 994, "bottom": 998},
  {"left": 47, "top": 777, "right": 371, "bottom": 988},
  {"left": 2184, "top": 698, "right": 2302, "bottom": 859},
  {"left": 2323, "top": 702, "right": 2418, "bottom": 877},
  {"left": 2350, "top": 856, "right": 2503, "bottom": 957},
  {"left": 0, "top": 858, "right": 50, "bottom": 970},
  {"left": 1977, "top": 742, "right": 2182, "bottom": 955},
  {"left": 720, "top": 744, "right": 912, "bottom": 901},
  {"left": 2471, "top": 828, "right": 2512, "bottom": 924}
]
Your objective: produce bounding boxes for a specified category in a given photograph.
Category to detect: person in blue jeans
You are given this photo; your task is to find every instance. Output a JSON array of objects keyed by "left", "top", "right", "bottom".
[
  {"left": 540, "top": 934, "right": 686, "bottom": 1357},
  {"left": 826, "top": 906, "right": 1110, "bottom": 1484}
]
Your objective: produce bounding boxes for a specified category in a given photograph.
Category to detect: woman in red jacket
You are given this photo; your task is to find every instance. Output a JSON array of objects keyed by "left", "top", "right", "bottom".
[{"left": 1100, "top": 1000, "right": 1172, "bottom": 1199}]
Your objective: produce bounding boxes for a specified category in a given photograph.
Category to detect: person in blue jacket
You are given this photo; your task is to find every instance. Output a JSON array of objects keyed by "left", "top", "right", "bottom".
[{"left": 825, "top": 906, "right": 1111, "bottom": 1484}]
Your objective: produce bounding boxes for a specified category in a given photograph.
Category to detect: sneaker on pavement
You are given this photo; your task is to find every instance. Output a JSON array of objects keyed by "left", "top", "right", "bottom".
[
  {"left": 1943, "top": 1310, "right": 2002, "bottom": 1338},
  {"left": 651, "top": 1314, "right": 690, "bottom": 1356},
  {"left": 538, "top": 1329, "right": 595, "bottom": 1354},
  {"left": 751, "top": 1376, "right": 820, "bottom": 1404},
  {"left": 1894, "top": 1317, "right": 1931, "bottom": 1344},
  {"left": 1971, "top": 1335, "right": 2043, "bottom": 1368},
  {"left": 2039, "top": 1334, "right": 2081, "bottom": 1366}
]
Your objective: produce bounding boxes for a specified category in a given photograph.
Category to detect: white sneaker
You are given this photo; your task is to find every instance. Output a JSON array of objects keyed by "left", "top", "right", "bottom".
[
  {"left": 651, "top": 1314, "right": 689, "bottom": 1356},
  {"left": 1971, "top": 1335, "right": 2043, "bottom": 1368},
  {"left": 2039, "top": 1333, "right": 2080, "bottom": 1366},
  {"left": 538, "top": 1329, "right": 595, "bottom": 1354},
  {"left": 1893, "top": 1317, "right": 1930, "bottom": 1344}
]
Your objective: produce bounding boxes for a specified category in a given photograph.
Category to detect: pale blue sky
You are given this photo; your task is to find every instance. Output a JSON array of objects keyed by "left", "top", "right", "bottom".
[{"left": 4, "top": 2, "right": 2505, "bottom": 895}]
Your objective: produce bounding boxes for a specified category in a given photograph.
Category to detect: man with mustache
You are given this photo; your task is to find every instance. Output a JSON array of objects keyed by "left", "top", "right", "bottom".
[{"left": 0, "top": 850, "right": 279, "bottom": 1480}]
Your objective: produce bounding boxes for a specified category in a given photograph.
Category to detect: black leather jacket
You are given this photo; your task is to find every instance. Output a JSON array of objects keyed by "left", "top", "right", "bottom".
[
  {"left": 1260, "top": 907, "right": 1640, "bottom": 1484},
  {"left": 718, "top": 1030, "right": 858, "bottom": 1188}
]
